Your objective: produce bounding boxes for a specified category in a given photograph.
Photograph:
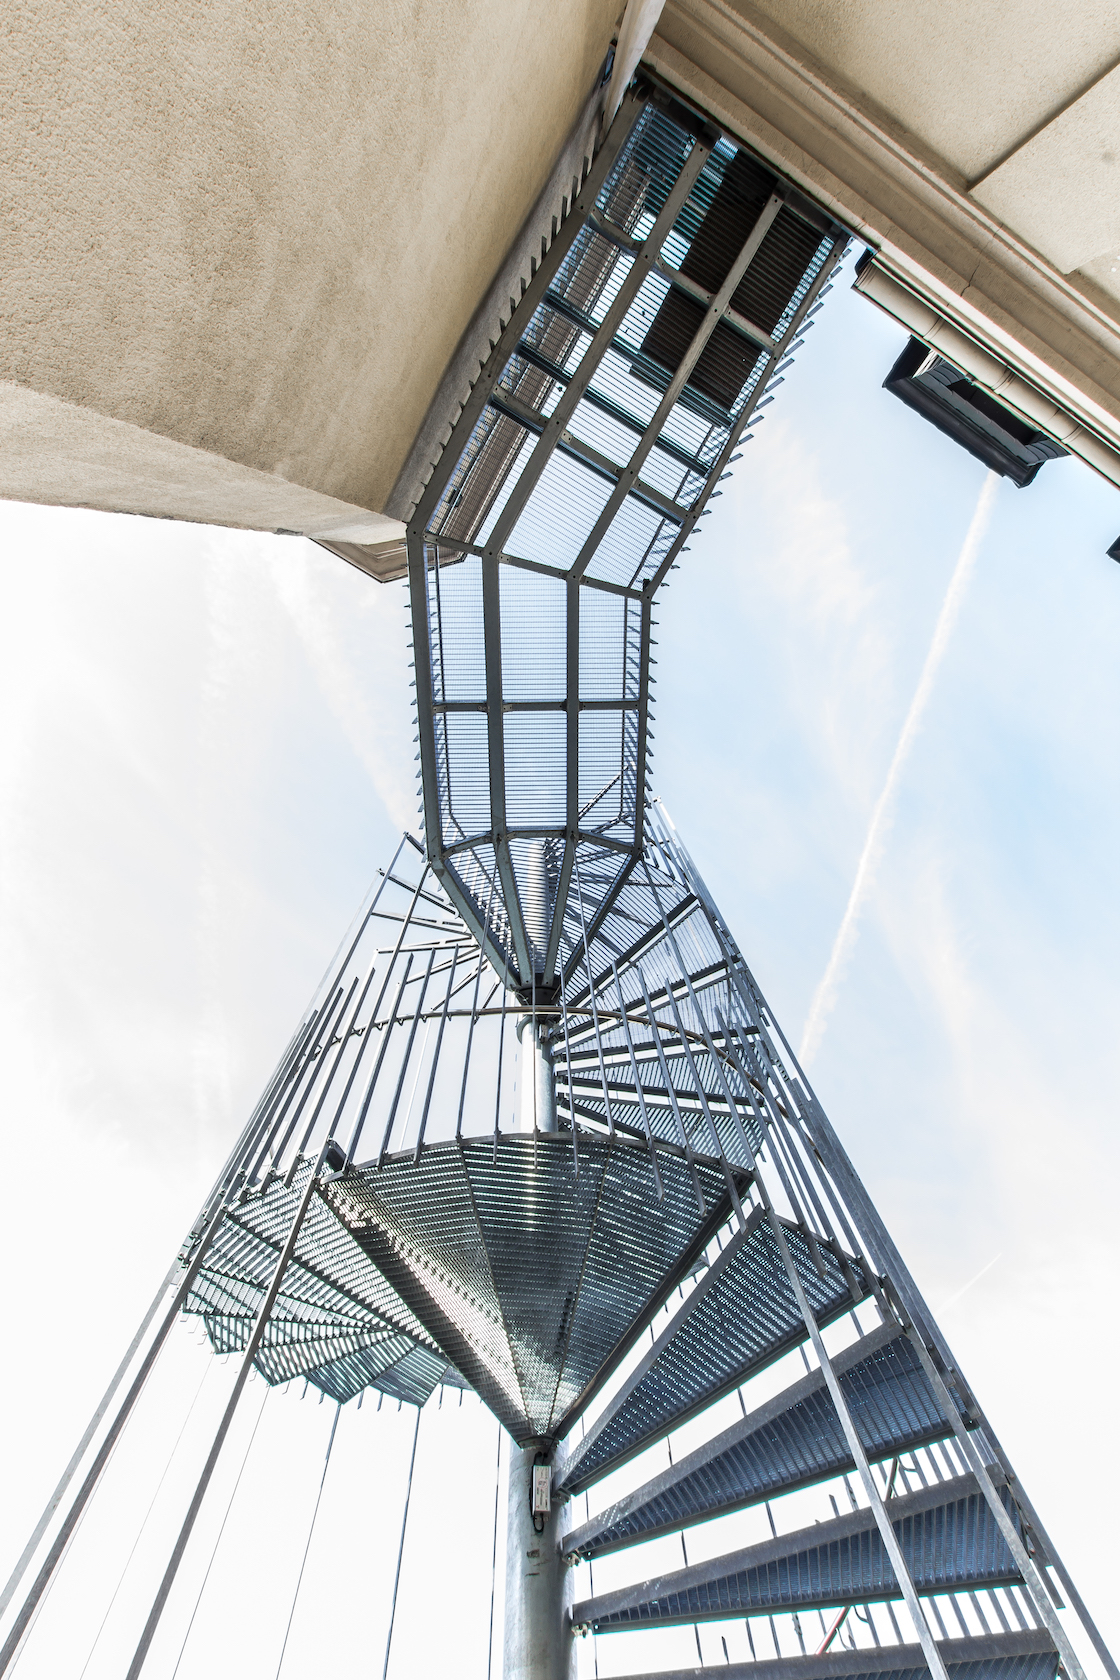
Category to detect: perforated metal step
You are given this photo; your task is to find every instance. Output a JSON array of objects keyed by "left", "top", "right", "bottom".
[
  {"left": 327, "top": 1134, "right": 737, "bottom": 1441},
  {"left": 186, "top": 1174, "right": 451, "bottom": 1402},
  {"left": 564, "top": 1323, "right": 953, "bottom": 1558},
  {"left": 559, "top": 1209, "right": 867, "bottom": 1493},
  {"left": 606, "top": 1630, "right": 1058, "bottom": 1680},
  {"left": 293, "top": 1340, "right": 458, "bottom": 1407},
  {"left": 571, "top": 1474, "right": 1024, "bottom": 1631}
]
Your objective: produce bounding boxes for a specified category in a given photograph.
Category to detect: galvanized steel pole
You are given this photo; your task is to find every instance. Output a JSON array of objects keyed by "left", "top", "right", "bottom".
[
  {"left": 502, "top": 1442, "right": 571, "bottom": 1680},
  {"left": 516, "top": 1016, "right": 557, "bottom": 1134}
]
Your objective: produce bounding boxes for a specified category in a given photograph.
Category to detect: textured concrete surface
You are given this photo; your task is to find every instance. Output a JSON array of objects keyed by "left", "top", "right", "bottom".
[
  {"left": 973, "top": 65, "right": 1120, "bottom": 273},
  {"left": 735, "top": 0, "right": 1120, "bottom": 181},
  {"left": 650, "top": 0, "right": 1120, "bottom": 449},
  {"left": 724, "top": 0, "right": 1120, "bottom": 314},
  {"left": 0, "top": 380, "right": 405, "bottom": 539},
  {"left": 1, "top": 0, "right": 620, "bottom": 521},
  {"left": 7, "top": 0, "right": 1120, "bottom": 536}
]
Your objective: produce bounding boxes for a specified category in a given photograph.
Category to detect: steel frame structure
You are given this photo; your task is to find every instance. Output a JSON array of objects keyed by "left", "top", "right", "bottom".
[
  {"left": 2, "top": 809, "right": 1114, "bottom": 1680},
  {"left": 1, "top": 61, "right": 1115, "bottom": 1680},
  {"left": 407, "top": 77, "right": 846, "bottom": 995}
]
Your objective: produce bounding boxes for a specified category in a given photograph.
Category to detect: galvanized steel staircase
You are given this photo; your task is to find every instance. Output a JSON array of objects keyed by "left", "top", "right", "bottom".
[{"left": 563, "top": 1323, "right": 953, "bottom": 1559}]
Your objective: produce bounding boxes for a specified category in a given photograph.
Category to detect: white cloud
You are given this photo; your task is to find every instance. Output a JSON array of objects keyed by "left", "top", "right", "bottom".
[
  {"left": 270, "top": 542, "right": 417, "bottom": 833},
  {"left": 799, "top": 470, "right": 1000, "bottom": 1064}
]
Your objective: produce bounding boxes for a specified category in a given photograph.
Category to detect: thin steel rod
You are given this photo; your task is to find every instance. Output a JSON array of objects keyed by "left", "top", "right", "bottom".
[
  {"left": 307, "top": 842, "right": 406, "bottom": 1015},
  {"left": 610, "top": 959, "right": 663, "bottom": 1197},
  {"left": 456, "top": 875, "right": 496, "bottom": 1137},
  {"left": 486, "top": 1422, "right": 501, "bottom": 1680},
  {"left": 819, "top": 1605, "right": 851, "bottom": 1653},
  {"left": 661, "top": 983, "right": 748, "bottom": 1228},
  {"left": 545, "top": 578, "right": 578, "bottom": 987},
  {"left": 344, "top": 867, "right": 433, "bottom": 1167},
  {"left": 630, "top": 589, "right": 653, "bottom": 852},
  {"left": 170, "top": 1384, "right": 270, "bottom": 1679},
  {"left": 378, "top": 869, "right": 454, "bottom": 916},
  {"left": 344, "top": 956, "right": 415, "bottom": 1169},
  {"left": 0, "top": 1193, "right": 232, "bottom": 1678},
  {"left": 706, "top": 1006, "right": 829, "bottom": 1281},
  {"left": 284, "top": 973, "right": 361, "bottom": 1185},
  {"left": 292, "top": 940, "right": 391, "bottom": 1165},
  {"left": 481, "top": 548, "right": 532, "bottom": 983},
  {"left": 572, "top": 848, "right": 615, "bottom": 1136},
  {"left": 275, "top": 1401, "right": 342, "bottom": 1679},
  {"left": 720, "top": 1011, "right": 864, "bottom": 1303},
  {"left": 243, "top": 853, "right": 407, "bottom": 1186},
  {"left": 530, "top": 971, "right": 538, "bottom": 1134},
  {"left": 634, "top": 964, "right": 705, "bottom": 1214},
  {"left": 0, "top": 1256, "right": 178, "bottom": 1625},
  {"left": 123, "top": 1149, "right": 333, "bottom": 1679},
  {"left": 378, "top": 947, "right": 436, "bottom": 1164},
  {"left": 415, "top": 947, "right": 458, "bottom": 1159},
  {"left": 398, "top": 1013, "right": 434, "bottom": 1155},
  {"left": 316, "top": 955, "right": 409, "bottom": 1162},
  {"left": 786, "top": 1096, "right": 876, "bottom": 1283},
  {"left": 406, "top": 547, "right": 445, "bottom": 865},
  {"left": 639, "top": 863, "right": 761, "bottom": 1178},
  {"left": 493, "top": 941, "right": 512, "bottom": 1152},
  {"left": 249, "top": 983, "right": 348, "bottom": 1183},
  {"left": 749, "top": 1054, "right": 839, "bottom": 1246},
  {"left": 381, "top": 1406, "right": 422, "bottom": 1680},
  {"left": 189, "top": 1006, "right": 320, "bottom": 1238},
  {"left": 558, "top": 973, "right": 580, "bottom": 1177},
  {"left": 77, "top": 1360, "right": 212, "bottom": 1679}
]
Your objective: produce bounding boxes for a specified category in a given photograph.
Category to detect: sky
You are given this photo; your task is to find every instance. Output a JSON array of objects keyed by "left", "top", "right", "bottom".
[{"left": 1, "top": 250, "right": 1118, "bottom": 1676}]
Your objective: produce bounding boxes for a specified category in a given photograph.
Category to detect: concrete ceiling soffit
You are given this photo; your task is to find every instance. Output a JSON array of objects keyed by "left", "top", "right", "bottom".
[
  {"left": 971, "top": 63, "right": 1120, "bottom": 275},
  {"left": 643, "top": 0, "right": 1120, "bottom": 428}
]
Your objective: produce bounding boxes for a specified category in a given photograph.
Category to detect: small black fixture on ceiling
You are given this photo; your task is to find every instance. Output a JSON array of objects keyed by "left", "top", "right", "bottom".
[{"left": 883, "top": 335, "right": 1067, "bottom": 487}]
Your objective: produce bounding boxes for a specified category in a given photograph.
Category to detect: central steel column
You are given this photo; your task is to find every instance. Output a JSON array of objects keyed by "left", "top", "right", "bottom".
[
  {"left": 516, "top": 1015, "right": 557, "bottom": 1134},
  {"left": 502, "top": 1444, "right": 571, "bottom": 1680},
  {"left": 503, "top": 1017, "right": 568, "bottom": 1677}
]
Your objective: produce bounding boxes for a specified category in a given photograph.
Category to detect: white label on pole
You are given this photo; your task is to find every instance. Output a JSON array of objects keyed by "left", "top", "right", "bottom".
[{"left": 532, "top": 1465, "right": 552, "bottom": 1514}]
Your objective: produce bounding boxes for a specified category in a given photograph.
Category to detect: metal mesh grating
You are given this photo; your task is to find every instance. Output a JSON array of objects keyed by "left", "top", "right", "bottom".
[
  {"left": 560, "top": 1214, "right": 866, "bottom": 1492},
  {"left": 324, "top": 1134, "right": 735, "bottom": 1442},
  {"left": 576, "top": 1475, "right": 1023, "bottom": 1628},
  {"left": 408, "top": 89, "right": 847, "bottom": 990},
  {"left": 601, "top": 1633, "right": 1058, "bottom": 1680},
  {"left": 566, "top": 1325, "right": 953, "bottom": 1556}
]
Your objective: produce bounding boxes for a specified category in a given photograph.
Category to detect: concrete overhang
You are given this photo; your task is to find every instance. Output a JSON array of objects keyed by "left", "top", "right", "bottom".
[
  {"left": 643, "top": 0, "right": 1120, "bottom": 480},
  {"left": 5, "top": 0, "right": 1120, "bottom": 551},
  {"left": 0, "top": 0, "right": 623, "bottom": 544}
]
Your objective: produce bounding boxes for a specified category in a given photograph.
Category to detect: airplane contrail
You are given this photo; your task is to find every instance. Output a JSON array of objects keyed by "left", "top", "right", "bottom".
[
  {"left": 935, "top": 1252, "right": 1002, "bottom": 1317},
  {"left": 799, "top": 469, "right": 1000, "bottom": 1067}
]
